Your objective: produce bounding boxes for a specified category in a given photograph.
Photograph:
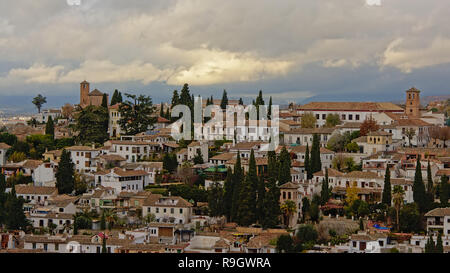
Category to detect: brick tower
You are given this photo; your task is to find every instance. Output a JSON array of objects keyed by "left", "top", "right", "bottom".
[
  {"left": 405, "top": 87, "right": 420, "bottom": 118},
  {"left": 80, "top": 80, "right": 90, "bottom": 107}
]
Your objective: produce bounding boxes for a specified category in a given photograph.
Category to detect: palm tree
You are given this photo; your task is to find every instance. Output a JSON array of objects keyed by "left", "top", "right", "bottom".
[
  {"left": 281, "top": 200, "right": 297, "bottom": 228},
  {"left": 392, "top": 185, "right": 405, "bottom": 231},
  {"left": 103, "top": 209, "right": 118, "bottom": 230}
]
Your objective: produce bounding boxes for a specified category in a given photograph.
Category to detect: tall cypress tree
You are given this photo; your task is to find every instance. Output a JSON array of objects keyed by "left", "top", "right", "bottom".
[
  {"left": 231, "top": 153, "right": 243, "bottom": 222},
  {"left": 321, "top": 168, "right": 330, "bottom": 205},
  {"left": 305, "top": 143, "right": 312, "bottom": 180},
  {"left": 160, "top": 103, "right": 164, "bottom": 117},
  {"left": 436, "top": 232, "right": 444, "bottom": 253},
  {"left": 439, "top": 175, "right": 449, "bottom": 206},
  {"left": 413, "top": 155, "right": 426, "bottom": 213},
  {"left": 256, "top": 175, "right": 266, "bottom": 224},
  {"left": 425, "top": 233, "right": 436, "bottom": 253},
  {"left": 268, "top": 96, "right": 273, "bottom": 120},
  {"left": 239, "top": 98, "right": 244, "bottom": 105},
  {"left": 220, "top": 90, "right": 229, "bottom": 110},
  {"left": 310, "top": 134, "right": 322, "bottom": 174},
  {"left": 56, "top": 149, "right": 75, "bottom": 194},
  {"left": 382, "top": 166, "right": 392, "bottom": 206},
  {"left": 171, "top": 90, "right": 180, "bottom": 108},
  {"left": 101, "top": 94, "right": 108, "bottom": 108},
  {"left": 247, "top": 149, "right": 258, "bottom": 213},
  {"left": 45, "top": 116, "right": 55, "bottom": 137},
  {"left": 237, "top": 174, "right": 257, "bottom": 226},
  {"left": 426, "top": 161, "right": 434, "bottom": 208},
  {"left": 223, "top": 167, "right": 234, "bottom": 221},
  {"left": 278, "top": 147, "right": 291, "bottom": 185}
]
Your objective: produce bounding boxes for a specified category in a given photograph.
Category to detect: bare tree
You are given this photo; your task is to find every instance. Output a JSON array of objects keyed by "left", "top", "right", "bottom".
[
  {"left": 429, "top": 126, "right": 441, "bottom": 147},
  {"left": 404, "top": 128, "right": 416, "bottom": 147},
  {"left": 439, "top": 126, "right": 450, "bottom": 148}
]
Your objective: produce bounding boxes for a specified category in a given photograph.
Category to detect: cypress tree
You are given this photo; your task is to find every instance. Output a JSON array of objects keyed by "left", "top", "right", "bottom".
[
  {"left": 223, "top": 168, "right": 234, "bottom": 221},
  {"left": 247, "top": 149, "right": 258, "bottom": 212},
  {"left": 436, "top": 232, "right": 444, "bottom": 253},
  {"left": 262, "top": 161, "right": 281, "bottom": 228},
  {"left": 426, "top": 161, "right": 434, "bottom": 209},
  {"left": 45, "top": 116, "right": 55, "bottom": 137},
  {"left": 100, "top": 212, "right": 106, "bottom": 230},
  {"left": 268, "top": 96, "right": 272, "bottom": 120},
  {"left": 413, "top": 155, "right": 426, "bottom": 213},
  {"left": 220, "top": 90, "right": 228, "bottom": 110},
  {"left": 425, "top": 233, "right": 436, "bottom": 253},
  {"left": 305, "top": 143, "right": 312, "bottom": 180},
  {"left": 117, "top": 92, "right": 123, "bottom": 103},
  {"left": 101, "top": 94, "right": 108, "bottom": 108},
  {"left": 231, "top": 153, "right": 243, "bottom": 222},
  {"left": 111, "top": 89, "right": 121, "bottom": 105},
  {"left": 102, "top": 234, "right": 107, "bottom": 253},
  {"left": 160, "top": 103, "right": 164, "bottom": 117},
  {"left": 256, "top": 175, "right": 266, "bottom": 225},
  {"left": 171, "top": 90, "right": 180, "bottom": 108},
  {"left": 310, "top": 134, "right": 322, "bottom": 174},
  {"left": 278, "top": 146, "right": 291, "bottom": 185},
  {"left": 439, "top": 175, "right": 449, "bottom": 206},
  {"left": 382, "top": 166, "right": 392, "bottom": 206},
  {"left": 321, "top": 168, "right": 330, "bottom": 205},
  {"left": 56, "top": 149, "right": 75, "bottom": 194},
  {"left": 237, "top": 174, "right": 257, "bottom": 226},
  {"left": 208, "top": 182, "right": 224, "bottom": 217},
  {"left": 239, "top": 98, "right": 244, "bottom": 105}
]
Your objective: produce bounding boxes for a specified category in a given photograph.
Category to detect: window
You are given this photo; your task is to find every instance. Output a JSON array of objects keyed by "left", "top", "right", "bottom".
[
  {"left": 316, "top": 114, "right": 320, "bottom": 120},
  {"left": 180, "top": 209, "right": 183, "bottom": 213},
  {"left": 171, "top": 208, "right": 174, "bottom": 214},
  {"left": 349, "top": 114, "right": 353, "bottom": 120},
  {"left": 356, "top": 115, "right": 360, "bottom": 121},
  {"left": 322, "top": 114, "right": 326, "bottom": 120}
]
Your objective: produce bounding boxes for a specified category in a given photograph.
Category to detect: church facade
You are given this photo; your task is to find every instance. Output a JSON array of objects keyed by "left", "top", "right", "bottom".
[{"left": 80, "top": 81, "right": 109, "bottom": 108}]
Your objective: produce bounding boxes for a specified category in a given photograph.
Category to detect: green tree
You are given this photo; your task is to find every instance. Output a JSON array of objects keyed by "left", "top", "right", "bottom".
[
  {"left": 310, "top": 134, "right": 322, "bottom": 174},
  {"left": 425, "top": 233, "right": 436, "bottom": 253},
  {"left": 231, "top": 153, "right": 243, "bottom": 222},
  {"left": 223, "top": 168, "right": 234, "bottom": 221},
  {"left": 208, "top": 182, "right": 224, "bottom": 217},
  {"left": 382, "top": 166, "right": 392, "bottom": 206},
  {"left": 413, "top": 155, "right": 427, "bottom": 213},
  {"left": 301, "top": 112, "right": 316, "bottom": 128},
  {"left": 56, "top": 149, "right": 75, "bottom": 194},
  {"left": 45, "top": 116, "right": 55, "bottom": 138},
  {"left": 236, "top": 174, "right": 257, "bottom": 226},
  {"left": 74, "top": 105, "right": 109, "bottom": 144},
  {"left": 102, "top": 234, "right": 107, "bottom": 253},
  {"left": 435, "top": 232, "right": 444, "bottom": 253},
  {"left": 439, "top": 175, "right": 449, "bottom": 206},
  {"left": 305, "top": 143, "right": 312, "bottom": 180},
  {"left": 320, "top": 168, "right": 330, "bottom": 205},
  {"left": 399, "top": 203, "right": 421, "bottom": 233},
  {"left": 193, "top": 149, "right": 204, "bottom": 165},
  {"left": 4, "top": 188, "right": 29, "bottom": 230},
  {"left": 32, "top": 94, "right": 47, "bottom": 113},
  {"left": 393, "top": 185, "right": 405, "bottom": 231},
  {"left": 426, "top": 161, "right": 434, "bottom": 210},
  {"left": 118, "top": 94, "right": 156, "bottom": 135},
  {"left": 325, "top": 114, "right": 341, "bottom": 128},
  {"left": 276, "top": 234, "right": 294, "bottom": 253},
  {"left": 110, "top": 89, "right": 119, "bottom": 105},
  {"left": 281, "top": 200, "right": 297, "bottom": 227},
  {"left": 100, "top": 212, "right": 106, "bottom": 230},
  {"left": 278, "top": 146, "right": 291, "bottom": 185},
  {"left": 101, "top": 93, "right": 108, "bottom": 108},
  {"left": 220, "top": 89, "right": 228, "bottom": 110},
  {"left": 256, "top": 175, "right": 266, "bottom": 225}
]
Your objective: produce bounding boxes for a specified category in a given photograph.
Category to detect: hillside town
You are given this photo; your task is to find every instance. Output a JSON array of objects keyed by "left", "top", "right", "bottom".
[{"left": 0, "top": 82, "right": 449, "bottom": 254}]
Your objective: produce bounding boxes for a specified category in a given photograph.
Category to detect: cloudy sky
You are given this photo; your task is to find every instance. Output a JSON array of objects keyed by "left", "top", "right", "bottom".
[{"left": 0, "top": 0, "right": 449, "bottom": 112}]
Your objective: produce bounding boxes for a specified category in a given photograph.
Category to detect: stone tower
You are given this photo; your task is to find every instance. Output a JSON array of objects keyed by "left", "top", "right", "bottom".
[
  {"left": 405, "top": 87, "right": 420, "bottom": 118},
  {"left": 80, "top": 80, "right": 90, "bottom": 107}
]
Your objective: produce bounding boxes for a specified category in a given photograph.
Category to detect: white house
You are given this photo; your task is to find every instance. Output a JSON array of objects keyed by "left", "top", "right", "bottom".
[
  {"left": 95, "top": 167, "right": 150, "bottom": 193},
  {"left": 142, "top": 194, "right": 193, "bottom": 225},
  {"left": 67, "top": 145, "right": 102, "bottom": 173},
  {"left": 0, "top": 142, "right": 11, "bottom": 166}
]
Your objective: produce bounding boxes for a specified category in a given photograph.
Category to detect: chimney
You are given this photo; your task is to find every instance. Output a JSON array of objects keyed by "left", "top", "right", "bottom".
[{"left": 92, "top": 144, "right": 95, "bottom": 149}]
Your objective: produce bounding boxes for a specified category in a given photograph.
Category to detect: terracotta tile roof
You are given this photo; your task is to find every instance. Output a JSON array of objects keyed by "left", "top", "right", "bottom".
[
  {"left": 15, "top": 185, "right": 57, "bottom": 195},
  {"left": 111, "top": 167, "right": 148, "bottom": 177},
  {"left": 110, "top": 140, "right": 152, "bottom": 146},
  {"left": 230, "top": 141, "right": 265, "bottom": 150},
  {"left": 425, "top": 208, "right": 450, "bottom": 217},
  {"left": 22, "top": 160, "right": 44, "bottom": 169},
  {"left": 393, "top": 119, "right": 432, "bottom": 127},
  {"left": 367, "top": 131, "right": 392, "bottom": 137},
  {"left": 246, "top": 234, "right": 281, "bottom": 249},
  {"left": 343, "top": 171, "right": 380, "bottom": 179},
  {"left": 177, "top": 148, "right": 188, "bottom": 155},
  {"left": 213, "top": 238, "right": 230, "bottom": 249},
  {"left": 280, "top": 182, "right": 300, "bottom": 189},
  {"left": 0, "top": 142, "right": 11, "bottom": 149},
  {"left": 88, "top": 89, "right": 104, "bottom": 96},
  {"left": 143, "top": 195, "right": 193, "bottom": 208},
  {"left": 298, "top": 102, "right": 403, "bottom": 112},
  {"left": 188, "top": 141, "right": 201, "bottom": 147},
  {"left": 289, "top": 145, "right": 334, "bottom": 154},
  {"left": 313, "top": 168, "right": 345, "bottom": 177},
  {"left": 210, "top": 153, "right": 235, "bottom": 161},
  {"left": 391, "top": 178, "right": 413, "bottom": 185},
  {"left": 283, "top": 127, "right": 335, "bottom": 135},
  {"left": 66, "top": 145, "right": 99, "bottom": 151},
  {"left": 157, "top": 116, "right": 170, "bottom": 123},
  {"left": 436, "top": 169, "right": 450, "bottom": 176},
  {"left": 99, "top": 154, "right": 126, "bottom": 161}
]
